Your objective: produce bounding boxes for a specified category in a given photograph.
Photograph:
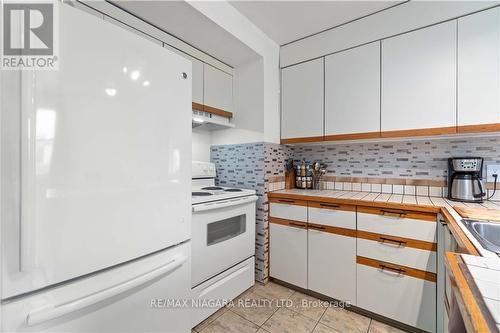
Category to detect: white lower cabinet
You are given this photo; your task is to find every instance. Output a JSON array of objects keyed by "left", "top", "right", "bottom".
[
  {"left": 357, "top": 263, "right": 436, "bottom": 333},
  {"left": 269, "top": 199, "right": 438, "bottom": 333},
  {"left": 269, "top": 201, "right": 307, "bottom": 222},
  {"left": 269, "top": 222, "right": 307, "bottom": 288},
  {"left": 357, "top": 238, "right": 436, "bottom": 273},
  {"left": 308, "top": 230, "right": 356, "bottom": 304},
  {"left": 357, "top": 208, "right": 437, "bottom": 242}
]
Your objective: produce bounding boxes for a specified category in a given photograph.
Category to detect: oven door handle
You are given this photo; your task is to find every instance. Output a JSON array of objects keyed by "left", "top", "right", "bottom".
[{"left": 192, "top": 195, "right": 258, "bottom": 212}]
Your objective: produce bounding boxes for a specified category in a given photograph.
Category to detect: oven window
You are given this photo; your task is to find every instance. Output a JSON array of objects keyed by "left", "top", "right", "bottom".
[{"left": 207, "top": 215, "right": 246, "bottom": 246}]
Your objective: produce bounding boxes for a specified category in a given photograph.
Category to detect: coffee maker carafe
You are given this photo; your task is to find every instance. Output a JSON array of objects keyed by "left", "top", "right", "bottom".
[{"left": 448, "top": 157, "right": 486, "bottom": 202}]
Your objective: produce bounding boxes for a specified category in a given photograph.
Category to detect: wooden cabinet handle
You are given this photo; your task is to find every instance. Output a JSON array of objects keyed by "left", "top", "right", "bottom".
[
  {"left": 379, "top": 236, "right": 407, "bottom": 247},
  {"left": 278, "top": 199, "right": 295, "bottom": 204},
  {"left": 308, "top": 225, "right": 326, "bottom": 230},
  {"left": 379, "top": 264, "right": 406, "bottom": 275},
  {"left": 319, "top": 203, "right": 340, "bottom": 208},
  {"left": 288, "top": 222, "right": 307, "bottom": 229},
  {"left": 380, "top": 209, "right": 407, "bottom": 218}
]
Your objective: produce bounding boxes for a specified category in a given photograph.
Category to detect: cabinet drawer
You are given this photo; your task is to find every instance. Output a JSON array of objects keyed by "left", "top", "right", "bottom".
[
  {"left": 191, "top": 257, "right": 254, "bottom": 327},
  {"left": 308, "top": 203, "right": 356, "bottom": 229},
  {"left": 357, "top": 235, "right": 436, "bottom": 273},
  {"left": 357, "top": 207, "right": 436, "bottom": 242},
  {"left": 357, "top": 257, "right": 436, "bottom": 333},
  {"left": 269, "top": 199, "right": 308, "bottom": 222}
]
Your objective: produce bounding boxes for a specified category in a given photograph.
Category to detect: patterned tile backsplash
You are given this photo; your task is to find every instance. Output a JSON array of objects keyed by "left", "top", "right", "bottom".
[
  {"left": 210, "top": 135, "right": 500, "bottom": 282},
  {"left": 210, "top": 142, "right": 292, "bottom": 283},
  {"left": 292, "top": 136, "right": 500, "bottom": 181}
]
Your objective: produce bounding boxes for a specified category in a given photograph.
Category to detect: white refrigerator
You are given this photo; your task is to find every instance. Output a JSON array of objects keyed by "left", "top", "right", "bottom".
[{"left": 1, "top": 3, "right": 192, "bottom": 332}]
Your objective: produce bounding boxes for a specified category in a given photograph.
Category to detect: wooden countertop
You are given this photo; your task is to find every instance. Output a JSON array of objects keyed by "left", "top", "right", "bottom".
[
  {"left": 268, "top": 189, "right": 500, "bottom": 333},
  {"left": 268, "top": 189, "right": 496, "bottom": 256},
  {"left": 454, "top": 206, "right": 500, "bottom": 222},
  {"left": 445, "top": 253, "right": 499, "bottom": 333}
]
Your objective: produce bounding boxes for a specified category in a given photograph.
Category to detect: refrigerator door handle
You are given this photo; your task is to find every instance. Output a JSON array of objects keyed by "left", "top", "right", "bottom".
[
  {"left": 26, "top": 254, "right": 187, "bottom": 326},
  {"left": 20, "top": 69, "right": 36, "bottom": 272}
]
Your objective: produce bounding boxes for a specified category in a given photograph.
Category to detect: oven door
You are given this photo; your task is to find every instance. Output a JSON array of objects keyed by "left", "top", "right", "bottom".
[{"left": 191, "top": 195, "right": 257, "bottom": 287}]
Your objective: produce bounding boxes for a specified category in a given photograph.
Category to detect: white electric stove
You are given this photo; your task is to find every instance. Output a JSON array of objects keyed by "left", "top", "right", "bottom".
[
  {"left": 191, "top": 161, "right": 257, "bottom": 328},
  {"left": 192, "top": 162, "right": 256, "bottom": 205}
]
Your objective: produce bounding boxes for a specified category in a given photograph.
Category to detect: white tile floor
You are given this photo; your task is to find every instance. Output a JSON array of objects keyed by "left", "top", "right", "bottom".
[{"left": 192, "top": 282, "right": 409, "bottom": 333}]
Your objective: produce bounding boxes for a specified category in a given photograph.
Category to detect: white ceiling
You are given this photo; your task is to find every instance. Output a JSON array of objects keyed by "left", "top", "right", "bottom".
[
  {"left": 112, "top": 1, "right": 260, "bottom": 67},
  {"left": 229, "top": 1, "right": 402, "bottom": 45}
]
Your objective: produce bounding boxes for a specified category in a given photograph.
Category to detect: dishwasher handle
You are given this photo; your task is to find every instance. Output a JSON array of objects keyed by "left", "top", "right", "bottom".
[{"left": 26, "top": 254, "right": 187, "bottom": 326}]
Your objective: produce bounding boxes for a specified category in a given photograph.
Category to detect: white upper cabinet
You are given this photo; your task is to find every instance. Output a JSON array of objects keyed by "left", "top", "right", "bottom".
[
  {"left": 204, "top": 64, "right": 233, "bottom": 112},
  {"left": 381, "top": 21, "right": 457, "bottom": 132},
  {"left": 163, "top": 44, "right": 205, "bottom": 106},
  {"left": 325, "top": 42, "right": 380, "bottom": 137},
  {"left": 458, "top": 7, "right": 500, "bottom": 127},
  {"left": 281, "top": 58, "right": 324, "bottom": 140},
  {"left": 190, "top": 56, "right": 204, "bottom": 105}
]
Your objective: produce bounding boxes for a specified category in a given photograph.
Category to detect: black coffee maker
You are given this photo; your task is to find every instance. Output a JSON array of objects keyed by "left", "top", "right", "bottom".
[{"left": 448, "top": 157, "right": 486, "bottom": 203}]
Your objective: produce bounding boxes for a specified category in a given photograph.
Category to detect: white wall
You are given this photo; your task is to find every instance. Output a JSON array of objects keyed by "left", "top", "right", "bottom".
[
  {"left": 192, "top": 127, "right": 212, "bottom": 162},
  {"left": 212, "top": 58, "right": 265, "bottom": 145},
  {"left": 186, "top": 0, "right": 281, "bottom": 144}
]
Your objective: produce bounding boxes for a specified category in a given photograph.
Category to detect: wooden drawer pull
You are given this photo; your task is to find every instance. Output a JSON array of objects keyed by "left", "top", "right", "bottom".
[
  {"left": 319, "top": 203, "right": 340, "bottom": 208},
  {"left": 380, "top": 209, "right": 407, "bottom": 218},
  {"left": 379, "top": 264, "right": 406, "bottom": 276},
  {"left": 379, "top": 236, "right": 407, "bottom": 247},
  {"left": 288, "top": 222, "right": 307, "bottom": 229},
  {"left": 277, "top": 199, "right": 295, "bottom": 204},
  {"left": 308, "top": 225, "right": 326, "bottom": 230}
]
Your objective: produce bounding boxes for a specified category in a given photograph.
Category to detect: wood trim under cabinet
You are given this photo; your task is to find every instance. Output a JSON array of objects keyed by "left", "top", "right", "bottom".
[
  {"left": 357, "top": 256, "right": 437, "bottom": 282},
  {"left": 324, "top": 131, "right": 380, "bottom": 141},
  {"left": 458, "top": 123, "right": 500, "bottom": 134},
  {"left": 280, "top": 136, "right": 324, "bottom": 144},
  {"left": 308, "top": 201, "right": 356, "bottom": 212},
  {"left": 357, "top": 206, "right": 437, "bottom": 222},
  {"left": 380, "top": 126, "right": 457, "bottom": 138},
  {"left": 191, "top": 102, "right": 204, "bottom": 112},
  {"left": 357, "top": 230, "right": 437, "bottom": 252},
  {"left": 280, "top": 123, "right": 500, "bottom": 145},
  {"left": 269, "top": 217, "right": 307, "bottom": 229},
  {"left": 191, "top": 102, "right": 233, "bottom": 118},
  {"left": 308, "top": 223, "right": 357, "bottom": 237},
  {"left": 269, "top": 197, "right": 308, "bottom": 207},
  {"left": 203, "top": 104, "right": 233, "bottom": 118}
]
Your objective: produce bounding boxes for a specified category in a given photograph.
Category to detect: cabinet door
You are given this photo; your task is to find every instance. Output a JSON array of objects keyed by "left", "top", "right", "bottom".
[
  {"left": 190, "top": 56, "right": 204, "bottom": 105},
  {"left": 325, "top": 42, "right": 380, "bottom": 137},
  {"left": 162, "top": 45, "right": 204, "bottom": 105},
  {"left": 381, "top": 21, "right": 456, "bottom": 133},
  {"left": 281, "top": 58, "right": 324, "bottom": 140},
  {"left": 269, "top": 223, "right": 307, "bottom": 288},
  {"left": 204, "top": 64, "right": 233, "bottom": 112},
  {"left": 458, "top": 7, "right": 500, "bottom": 127},
  {"left": 308, "top": 230, "right": 356, "bottom": 304},
  {"left": 357, "top": 262, "right": 436, "bottom": 333}
]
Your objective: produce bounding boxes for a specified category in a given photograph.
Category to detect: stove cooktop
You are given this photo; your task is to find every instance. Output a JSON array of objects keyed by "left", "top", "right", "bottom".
[
  {"left": 192, "top": 192, "right": 213, "bottom": 196},
  {"left": 191, "top": 186, "right": 256, "bottom": 205}
]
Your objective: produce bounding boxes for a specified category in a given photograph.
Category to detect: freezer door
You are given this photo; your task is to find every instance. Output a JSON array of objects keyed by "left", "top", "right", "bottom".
[
  {"left": 1, "top": 243, "right": 191, "bottom": 332},
  {"left": 1, "top": 3, "right": 191, "bottom": 298}
]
